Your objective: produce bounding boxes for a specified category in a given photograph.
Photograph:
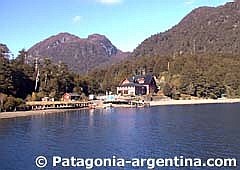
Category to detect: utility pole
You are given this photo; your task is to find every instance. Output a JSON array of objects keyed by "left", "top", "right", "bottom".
[
  {"left": 35, "top": 57, "right": 40, "bottom": 91},
  {"left": 35, "top": 57, "right": 38, "bottom": 72}
]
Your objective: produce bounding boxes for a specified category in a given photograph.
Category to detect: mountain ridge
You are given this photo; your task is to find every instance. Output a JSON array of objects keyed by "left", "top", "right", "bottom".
[
  {"left": 132, "top": 1, "right": 240, "bottom": 58},
  {"left": 27, "top": 32, "right": 129, "bottom": 73}
]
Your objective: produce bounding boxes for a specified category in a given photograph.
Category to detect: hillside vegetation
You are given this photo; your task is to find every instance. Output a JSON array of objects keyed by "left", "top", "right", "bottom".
[
  {"left": 133, "top": 1, "right": 240, "bottom": 58},
  {"left": 84, "top": 53, "right": 240, "bottom": 99},
  {"left": 2, "top": 1, "right": 240, "bottom": 111}
]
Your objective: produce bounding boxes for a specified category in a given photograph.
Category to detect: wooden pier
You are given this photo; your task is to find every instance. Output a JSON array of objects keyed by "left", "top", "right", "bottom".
[
  {"left": 129, "top": 100, "right": 150, "bottom": 107},
  {"left": 26, "top": 101, "right": 92, "bottom": 110}
]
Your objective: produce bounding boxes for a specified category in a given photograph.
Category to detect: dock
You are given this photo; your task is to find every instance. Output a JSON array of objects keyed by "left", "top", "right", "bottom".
[
  {"left": 129, "top": 101, "right": 150, "bottom": 107},
  {"left": 26, "top": 101, "right": 92, "bottom": 110},
  {"left": 103, "top": 100, "right": 150, "bottom": 107}
]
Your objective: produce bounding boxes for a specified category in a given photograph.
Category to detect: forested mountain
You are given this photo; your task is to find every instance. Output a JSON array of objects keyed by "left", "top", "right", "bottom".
[
  {"left": 83, "top": 1, "right": 240, "bottom": 99},
  {"left": 28, "top": 33, "right": 129, "bottom": 73},
  {"left": 2, "top": 1, "right": 240, "bottom": 112},
  {"left": 133, "top": 0, "right": 240, "bottom": 57}
]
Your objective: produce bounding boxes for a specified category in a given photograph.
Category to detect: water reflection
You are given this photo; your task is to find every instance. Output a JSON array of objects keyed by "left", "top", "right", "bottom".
[{"left": 0, "top": 104, "right": 239, "bottom": 170}]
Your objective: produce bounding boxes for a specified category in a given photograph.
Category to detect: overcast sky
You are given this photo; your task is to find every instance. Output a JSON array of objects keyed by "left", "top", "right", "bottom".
[{"left": 1, "top": 0, "right": 232, "bottom": 57}]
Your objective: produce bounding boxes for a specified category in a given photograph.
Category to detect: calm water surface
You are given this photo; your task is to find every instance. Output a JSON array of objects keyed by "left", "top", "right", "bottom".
[{"left": 0, "top": 104, "right": 240, "bottom": 170}]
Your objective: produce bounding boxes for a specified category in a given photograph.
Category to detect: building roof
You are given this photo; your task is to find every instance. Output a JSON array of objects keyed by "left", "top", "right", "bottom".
[
  {"left": 119, "top": 82, "right": 146, "bottom": 87},
  {"left": 127, "top": 74, "right": 154, "bottom": 85},
  {"left": 64, "top": 93, "right": 80, "bottom": 97}
]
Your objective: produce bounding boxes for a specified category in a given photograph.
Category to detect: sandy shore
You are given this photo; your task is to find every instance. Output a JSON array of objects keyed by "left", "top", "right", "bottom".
[
  {"left": 1, "top": 98, "right": 240, "bottom": 119},
  {"left": 149, "top": 98, "right": 240, "bottom": 106},
  {"left": 0, "top": 108, "right": 84, "bottom": 120}
]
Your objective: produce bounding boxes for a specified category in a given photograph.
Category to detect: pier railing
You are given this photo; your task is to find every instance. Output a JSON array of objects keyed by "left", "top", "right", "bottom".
[{"left": 26, "top": 101, "right": 92, "bottom": 110}]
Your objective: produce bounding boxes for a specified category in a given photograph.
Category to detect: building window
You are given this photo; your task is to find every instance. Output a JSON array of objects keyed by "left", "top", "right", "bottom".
[{"left": 124, "top": 90, "right": 128, "bottom": 94}]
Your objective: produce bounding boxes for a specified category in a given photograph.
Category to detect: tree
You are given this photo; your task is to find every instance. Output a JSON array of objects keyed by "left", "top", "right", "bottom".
[
  {"left": 163, "top": 83, "right": 172, "bottom": 98},
  {"left": 11, "top": 50, "right": 35, "bottom": 99},
  {"left": 3, "top": 96, "right": 24, "bottom": 111},
  {"left": 0, "top": 54, "right": 14, "bottom": 94}
]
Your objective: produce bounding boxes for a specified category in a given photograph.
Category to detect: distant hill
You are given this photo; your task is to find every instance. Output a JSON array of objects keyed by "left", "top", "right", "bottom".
[
  {"left": 133, "top": 0, "right": 240, "bottom": 57},
  {"left": 27, "top": 33, "right": 129, "bottom": 73}
]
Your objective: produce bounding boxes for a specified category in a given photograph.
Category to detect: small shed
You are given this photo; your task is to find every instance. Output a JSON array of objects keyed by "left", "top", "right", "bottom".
[{"left": 62, "top": 93, "right": 80, "bottom": 101}]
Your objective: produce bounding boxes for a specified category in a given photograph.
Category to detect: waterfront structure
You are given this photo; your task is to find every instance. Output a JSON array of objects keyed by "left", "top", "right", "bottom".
[
  {"left": 41, "top": 97, "right": 54, "bottom": 102},
  {"left": 27, "top": 101, "right": 90, "bottom": 110},
  {"left": 62, "top": 93, "right": 81, "bottom": 101},
  {"left": 117, "top": 74, "right": 158, "bottom": 96},
  {"left": 89, "top": 94, "right": 96, "bottom": 100}
]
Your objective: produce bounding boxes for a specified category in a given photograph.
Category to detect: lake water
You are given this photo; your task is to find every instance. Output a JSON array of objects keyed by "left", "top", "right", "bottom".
[{"left": 0, "top": 104, "right": 239, "bottom": 170}]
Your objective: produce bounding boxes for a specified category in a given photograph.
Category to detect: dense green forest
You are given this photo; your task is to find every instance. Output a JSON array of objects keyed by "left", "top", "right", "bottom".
[
  {"left": 0, "top": 48, "right": 89, "bottom": 111},
  {"left": 86, "top": 53, "right": 240, "bottom": 99},
  {"left": 1, "top": 43, "right": 240, "bottom": 111}
]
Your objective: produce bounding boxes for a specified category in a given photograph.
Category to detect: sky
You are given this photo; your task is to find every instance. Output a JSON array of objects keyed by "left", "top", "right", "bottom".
[{"left": 1, "top": 0, "right": 233, "bottom": 57}]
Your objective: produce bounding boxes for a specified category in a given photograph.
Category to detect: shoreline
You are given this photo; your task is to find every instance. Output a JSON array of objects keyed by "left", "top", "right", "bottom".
[
  {"left": 0, "top": 108, "right": 87, "bottom": 120},
  {"left": 149, "top": 98, "right": 240, "bottom": 106},
  {"left": 1, "top": 98, "right": 240, "bottom": 119}
]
